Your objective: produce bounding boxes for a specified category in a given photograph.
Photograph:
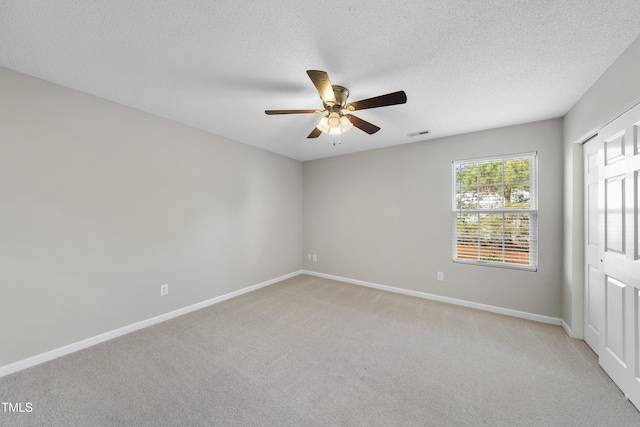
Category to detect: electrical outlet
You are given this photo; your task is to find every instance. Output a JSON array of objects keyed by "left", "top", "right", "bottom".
[
  {"left": 160, "top": 284, "right": 169, "bottom": 296},
  {"left": 437, "top": 272, "right": 444, "bottom": 281},
  {"left": 312, "top": 254, "right": 317, "bottom": 262}
]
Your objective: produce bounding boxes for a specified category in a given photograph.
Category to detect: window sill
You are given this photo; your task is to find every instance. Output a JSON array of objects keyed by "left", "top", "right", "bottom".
[{"left": 453, "top": 258, "right": 537, "bottom": 272}]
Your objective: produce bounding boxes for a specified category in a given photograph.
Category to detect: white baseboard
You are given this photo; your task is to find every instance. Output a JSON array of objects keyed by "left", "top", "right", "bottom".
[
  {"left": 560, "top": 319, "right": 573, "bottom": 337},
  {"left": 0, "top": 270, "right": 302, "bottom": 379},
  {"left": 303, "top": 270, "right": 563, "bottom": 326}
]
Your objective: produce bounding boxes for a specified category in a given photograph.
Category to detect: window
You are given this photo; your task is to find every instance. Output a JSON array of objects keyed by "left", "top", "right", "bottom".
[{"left": 452, "top": 152, "right": 537, "bottom": 271}]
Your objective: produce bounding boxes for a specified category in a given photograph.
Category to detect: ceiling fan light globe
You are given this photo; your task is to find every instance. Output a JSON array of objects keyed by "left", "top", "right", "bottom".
[
  {"left": 327, "top": 112, "right": 341, "bottom": 129},
  {"left": 328, "top": 127, "right": 342, "bottom": 135},
  {"left": 317, "top": 116, "right": 330, "bottom": 133},
  {"left": 339, "top": 115, "right": 353, "bottom": 133}
]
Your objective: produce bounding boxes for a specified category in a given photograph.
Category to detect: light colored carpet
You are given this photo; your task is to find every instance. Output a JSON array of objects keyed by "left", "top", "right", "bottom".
[{"left": 1, "top": 274, "right": 639, "bottom": 426}]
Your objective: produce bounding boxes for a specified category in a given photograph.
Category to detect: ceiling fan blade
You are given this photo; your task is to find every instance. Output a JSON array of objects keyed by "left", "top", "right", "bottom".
[
  {"left": 345, "top": 91, "right": 407, "bottom": 111},
  {"left": 307, "top": 127, "right": 322, "bottom": 138},
  {"left": 346, "top": 114, "right": 380, "bottom": 135},
  {"left": 265, "top": 109, "right": 321, "bottom": 115},
  {"left": 306, "top": 70, "right": 337, "bottom": 106}
]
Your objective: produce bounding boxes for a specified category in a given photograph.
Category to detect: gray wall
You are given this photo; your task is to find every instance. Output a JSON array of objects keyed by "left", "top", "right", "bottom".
[
  {"left": 562, "top": 35, "right": 640, "bottom": 336},
  {"left": 304, "top": 119, "right": 564, "bottom": 318},
  {"left": 0, "top": 68, "right": 303, "bottom": 367}
]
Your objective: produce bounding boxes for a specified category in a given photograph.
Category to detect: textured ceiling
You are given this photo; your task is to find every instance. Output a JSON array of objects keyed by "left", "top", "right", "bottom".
[{"left": 2, "top": 1, "right": 640, "bottom": 161}]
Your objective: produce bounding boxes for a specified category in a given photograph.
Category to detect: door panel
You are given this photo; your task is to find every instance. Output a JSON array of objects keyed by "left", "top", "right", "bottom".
[
  {"left": 586, "top": 266, "right": 602, "bottom": 339},
  {"left": 635, "top": 289, "right": 640, "bottom": 380},
  {"left": 591, "top": 102, "right": 640, "bottom": 409},
  {"left": 584, "top": 138, "right": 603, "bottom": 353},
  {"left": 636, "top": 172, "right": 640, "bottom": 260},
  {"left": 605, "top": 175, "right": 625, "bottom": 254},
  {"left": 604, "top": 276, "right": 626, "bottom": 365},
  {"left": 588, "top": 183, "right": 599, "bottom": 245},
  {"left": 605, "top": 131, "right": 625, "bottom": 164}
]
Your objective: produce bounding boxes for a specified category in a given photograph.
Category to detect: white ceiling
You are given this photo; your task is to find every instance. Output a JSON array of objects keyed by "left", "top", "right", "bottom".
[{"left": 2, "top": 1, "right": 640, "bottom": 161}]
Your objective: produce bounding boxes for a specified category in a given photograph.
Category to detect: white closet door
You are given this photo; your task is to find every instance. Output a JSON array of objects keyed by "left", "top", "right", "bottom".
[
  {"left": 594, "top": 102, "right": 640, "bottom": 408},
  {"left": 584, "top": 137, "right": 602, "bottom": 354}
]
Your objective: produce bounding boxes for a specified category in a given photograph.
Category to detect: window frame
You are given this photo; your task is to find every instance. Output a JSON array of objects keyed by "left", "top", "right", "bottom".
[{"left": 451, "top": 152, "right": 538, "bottom": 272}]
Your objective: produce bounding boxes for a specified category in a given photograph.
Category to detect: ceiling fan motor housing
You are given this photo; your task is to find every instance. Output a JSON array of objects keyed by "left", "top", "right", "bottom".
[{"left": 331, "top": 85, "right": 349, "bottom": 108}]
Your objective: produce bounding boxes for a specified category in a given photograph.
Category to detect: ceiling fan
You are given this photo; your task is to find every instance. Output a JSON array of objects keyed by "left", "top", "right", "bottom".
[{"left": 265, "top": 70, "right": 407, "bottom": 138}]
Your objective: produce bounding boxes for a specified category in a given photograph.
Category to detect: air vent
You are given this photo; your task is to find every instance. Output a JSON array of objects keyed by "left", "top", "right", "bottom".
[{"left": 407, "top": 130, "right": 430, "bottom": 137}]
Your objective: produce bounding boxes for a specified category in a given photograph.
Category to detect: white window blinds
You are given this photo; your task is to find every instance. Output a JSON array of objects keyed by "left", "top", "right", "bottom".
[{"left": 452, "top": 152, "right": 538, "bottom": 271}]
